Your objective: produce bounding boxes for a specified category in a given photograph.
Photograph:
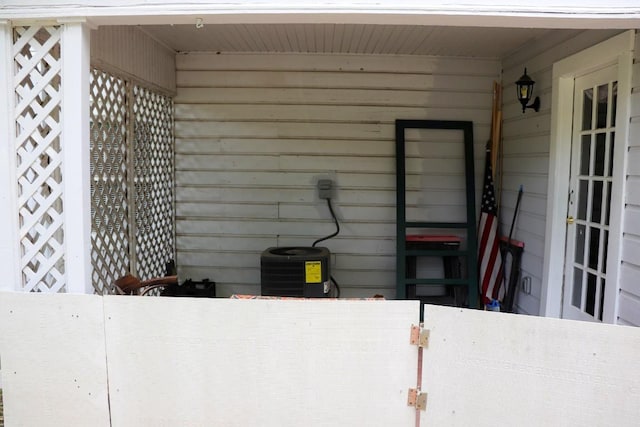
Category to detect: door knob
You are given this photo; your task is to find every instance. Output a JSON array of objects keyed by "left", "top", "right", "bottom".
[{"left": 566, "top": 216, "right": 575, "bottom": 224}]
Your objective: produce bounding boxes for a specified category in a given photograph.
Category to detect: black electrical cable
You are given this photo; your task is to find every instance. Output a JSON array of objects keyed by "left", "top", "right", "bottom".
[
  {"left": 331, "top": 276, "right": 341, "bottom": 298},
  {"left": 312, "top": 198, "right": 341, "bottom": 298},
  {"left": 312, "top": 198, "right": 340, "bottom": 247}
]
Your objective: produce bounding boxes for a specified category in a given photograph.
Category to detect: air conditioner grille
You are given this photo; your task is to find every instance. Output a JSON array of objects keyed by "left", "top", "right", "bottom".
[{"left": 261, "top": 246, "right": 330, "bottom": 298}]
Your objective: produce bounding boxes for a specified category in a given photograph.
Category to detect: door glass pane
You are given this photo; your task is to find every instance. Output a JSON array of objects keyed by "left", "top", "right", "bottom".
[
  {"left": 603, "top": 230, "right": 609, "bottom": 274},
  {"left": 591, "top": 181, "right": 603, "bottom": 223},
  {"left": 572, "top": 268, "right": 583, "bottom": 308},
  {"left": 580, "top": 135, "right": 591, "bottom": 175},
  {"left": 597, "top": 84, "right": 608, "bottom": 129},
  {"left": 599, "top": 278, "right": 606, "bottom": 321},
  {"left": 605, "top": 182, "right": 612, "bottom": 225},
  {"left": 608, "top": 132, "right": 615, "bottom": 176},
  {"left": 582, "top": 88, "right": 593, "bottom": 130},
  {"left": 589, "top": 227, "right": 600, "bottom": 270},
  {"left": 611, "top": 82, "right": 618, "bottom": 127},
  {"left": 575, "top": 224, "right": 586, "bottom": 265},
  {"left": 594, "top": 133, "right": 606, "bottom": 176},
  {"left": 586, "top": 273, "right": 597, "bottom": 316},
  {"left": 577, "top": 180, "right": 588, "bottom": 220}
]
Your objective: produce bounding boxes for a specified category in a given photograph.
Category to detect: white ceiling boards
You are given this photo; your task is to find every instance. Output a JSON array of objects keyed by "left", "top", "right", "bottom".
[{"left": 141, "top": 24, "right": 559, "bottom": 58}]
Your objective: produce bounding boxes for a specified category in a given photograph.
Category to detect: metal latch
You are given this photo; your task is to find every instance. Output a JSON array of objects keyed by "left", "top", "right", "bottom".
[
  {"left": 409, "top": 324, "right": 430, "bottom": 348},
  {"left": 407, "top": 388, "right": 428, "bottom": 411}
]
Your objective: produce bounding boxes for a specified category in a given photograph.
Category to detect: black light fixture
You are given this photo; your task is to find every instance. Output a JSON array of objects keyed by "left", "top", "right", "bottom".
[{"left": 515, "top": 68, "right": 540, "bottom": 113}]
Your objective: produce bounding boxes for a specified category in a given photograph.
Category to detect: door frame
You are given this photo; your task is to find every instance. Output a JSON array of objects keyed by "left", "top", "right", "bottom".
[{"left": 541, "top": 30, "right": 634, "bottom": 322}]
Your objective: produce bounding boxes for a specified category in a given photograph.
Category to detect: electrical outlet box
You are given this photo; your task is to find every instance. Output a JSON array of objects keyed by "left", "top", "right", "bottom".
[{"left": 317, "top": 179, "right": 333, "bottom": 200}]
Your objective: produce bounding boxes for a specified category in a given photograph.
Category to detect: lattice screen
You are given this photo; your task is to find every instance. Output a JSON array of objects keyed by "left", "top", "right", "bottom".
[
  {"left": 10, "top": 25, "right": 174, "bottom": 294},
  {"left": 89, "top": 69, "right": 130, "bottom": 294},
  {"left": 89, "top": 70, "right": 174, "bottom": 294},
  {"left": 132, "top": 85, "right": 175, "bottom": 281},
  {"left": 13, "top": 26, "right": 66, "bottom": 292}
]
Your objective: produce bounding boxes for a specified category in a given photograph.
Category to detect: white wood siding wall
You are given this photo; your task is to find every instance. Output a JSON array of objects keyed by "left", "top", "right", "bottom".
[
  {"left": 174, "top": 52, "right": 499, "bottom": 297},
  {"left": 619, "top": 32, "right": 640, "bottom": 326},
  {"left": 91, "top": 25, "right": 176, "bottom": 94},
  {"left": 501, "top": 29, "right": 623, "bottom": 316}
]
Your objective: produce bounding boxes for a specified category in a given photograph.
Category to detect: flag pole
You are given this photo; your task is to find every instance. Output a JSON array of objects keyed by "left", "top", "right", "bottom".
[
  {"left": 502, "top": 185, "right": 524, "bottom": 311},
  {"left": 478, "top": 81, "right": 504, "bottom": 308},
  {"left": 490, "top": 81, "right": 502, "bottom": 181},
  {"left": 508, "top": 185, "right": 524, "bottom": 244}
]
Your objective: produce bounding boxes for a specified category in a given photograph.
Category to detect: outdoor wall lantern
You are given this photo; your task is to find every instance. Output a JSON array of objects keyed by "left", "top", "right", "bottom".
[{"left": 516, "top": 68, "right": 540, "bottom": 113}]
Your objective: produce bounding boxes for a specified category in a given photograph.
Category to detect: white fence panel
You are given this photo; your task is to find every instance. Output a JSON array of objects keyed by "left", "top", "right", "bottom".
[
  {"left": 4, "top": 294, "right": 640, "bottom": 426},
  {"left": 103, "top": 297, "right": 419, "bottom": 427},
  {"left": 420, "top": 305, "right": 640, "bottom": 426},
  {"left": 0, "top": 292, "right": 110, "bottom": 426}
]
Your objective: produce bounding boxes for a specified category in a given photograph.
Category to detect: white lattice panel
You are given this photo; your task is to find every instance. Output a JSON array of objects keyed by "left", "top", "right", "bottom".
[
  {"left": 13, "top": 26, "right": 65, "bottom": 292},
  {"left": 88, "top": 72, "right": 175, "bottom": 293},
  {"left": 132, "top": 85, "right": 174, "bottom": 280},
  {"left": 89, "top": 69, "right": 130, "bottom": 294}
]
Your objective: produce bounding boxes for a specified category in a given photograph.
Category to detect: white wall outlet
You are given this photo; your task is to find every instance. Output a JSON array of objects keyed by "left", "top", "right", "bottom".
[{"left": 522, "top": 276, "right": 532, "bottom": 295}]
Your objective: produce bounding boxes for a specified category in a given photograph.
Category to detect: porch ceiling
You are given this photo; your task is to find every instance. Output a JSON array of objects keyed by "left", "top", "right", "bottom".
[{"left": 140, "top": 23, "right": 575, "bottom": 58}]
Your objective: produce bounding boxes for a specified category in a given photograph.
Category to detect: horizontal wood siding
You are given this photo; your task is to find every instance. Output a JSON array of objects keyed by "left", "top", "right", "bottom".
[
  {"left": 500, "top": 29, "right": 622, "bottom": 315},
  {"left": 91, "top": 25, "right": 176, "bottom": 94},
  {"left": 619, "top": 31, "right": 640, "bottom": 325},
  {"left": 175, "top": 52, "right": 499, "bottom": 297}
]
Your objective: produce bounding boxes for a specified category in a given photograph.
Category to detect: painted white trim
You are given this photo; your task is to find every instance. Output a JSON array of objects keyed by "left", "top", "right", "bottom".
[
  {"left": 604, "top": 50, "right": 633, "bottom": 323},
  {"left": 0, "top": 21, "right": 22, "bottom": 291},
  {"left": 1, "top": 3, "right": 640, "bottom": 29},
  {"left": 61, "top": 21, "right": 93, "bottom": 294},
  {"left": 542, "top": 30, "right": 635, "bottom": 319}
]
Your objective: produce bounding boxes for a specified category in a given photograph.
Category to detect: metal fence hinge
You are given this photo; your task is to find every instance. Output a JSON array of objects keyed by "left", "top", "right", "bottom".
[
  {"left": 409, "top": 324, "right": 430, "bottom": 348},
  {"left": 407, "top": 388, "right": 427, "bottom": 411}
]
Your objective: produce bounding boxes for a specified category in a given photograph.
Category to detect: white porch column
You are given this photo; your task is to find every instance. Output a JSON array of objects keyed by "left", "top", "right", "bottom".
[
  {"left": 0, "top": 21, "right": 21, "bottom": 291},
  {"left": 60, "top": 20, "right": 92, "bottom": 294}
]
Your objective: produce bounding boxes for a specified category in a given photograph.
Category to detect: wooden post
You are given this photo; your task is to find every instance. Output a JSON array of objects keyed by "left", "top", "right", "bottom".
[
  {"left": 0, "top": 20, "right": 22, "bottom": 291},
  {"left": 60, "top": 19, "right": 93, "bottom": 294},
  {"left": 490, "top": 81, "right": 502, "bottom": 180}
]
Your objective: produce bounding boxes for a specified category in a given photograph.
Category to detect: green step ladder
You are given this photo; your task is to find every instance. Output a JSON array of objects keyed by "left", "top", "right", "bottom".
[{"left": 395, "top": 119, "right": 479, "bottom": 309}]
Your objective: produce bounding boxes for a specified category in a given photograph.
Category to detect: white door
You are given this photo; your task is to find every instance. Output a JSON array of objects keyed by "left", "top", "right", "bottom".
[{"left": 562, "top": 65, "right": 617, "bottom": 322}]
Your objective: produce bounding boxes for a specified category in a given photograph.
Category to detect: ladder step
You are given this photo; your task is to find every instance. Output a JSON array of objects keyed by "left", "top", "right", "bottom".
[
  {"left": 405, "top": 278, "right": 470, "bottom": 286},
  {"left": 405, "top": 249, "right": 467, "bottom": 257},
  {"left": 405, "top": 222, "right": 469, "bottom": 229}
]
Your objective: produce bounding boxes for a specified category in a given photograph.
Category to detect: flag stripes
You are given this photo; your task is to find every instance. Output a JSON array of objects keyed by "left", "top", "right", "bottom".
[{"left": 478, "top": 147, "right": 504, "bottom": 304}]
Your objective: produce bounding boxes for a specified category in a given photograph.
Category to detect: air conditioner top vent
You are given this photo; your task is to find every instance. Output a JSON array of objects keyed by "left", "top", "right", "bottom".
[
  {"left": 267, "top": 247, "right": 325, "bottom": 257},
  {"left": 262, "top": 246, "right": 328, "bottom": 258}
]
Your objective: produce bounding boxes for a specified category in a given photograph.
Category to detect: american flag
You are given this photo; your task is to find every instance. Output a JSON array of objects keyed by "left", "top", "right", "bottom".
[{"left": 478, "top": 147, "right": 504, "bottom": 305}]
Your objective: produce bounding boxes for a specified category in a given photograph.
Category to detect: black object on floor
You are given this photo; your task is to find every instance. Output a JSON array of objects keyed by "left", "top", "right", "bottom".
[{"left": 161, "top": 278, "right": 216, "bottom": 298}]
